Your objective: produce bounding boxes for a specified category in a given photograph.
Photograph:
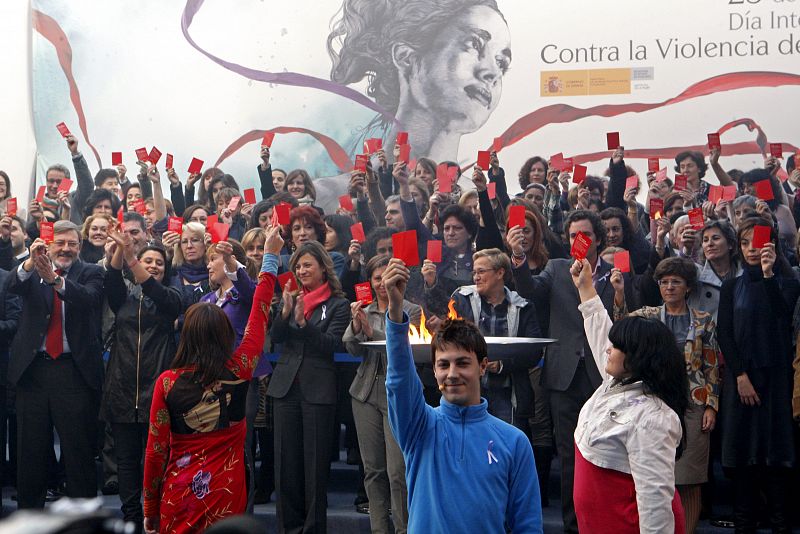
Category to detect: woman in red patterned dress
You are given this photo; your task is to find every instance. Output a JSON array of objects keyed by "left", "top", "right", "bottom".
[{"left": 142, "top": 227, "right": 283, "bottom": 534}]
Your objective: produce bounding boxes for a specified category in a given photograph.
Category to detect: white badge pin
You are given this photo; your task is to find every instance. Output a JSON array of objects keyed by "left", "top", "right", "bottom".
[
  {"left": 321, "top": 305, "right": 327, "bottom": 321},
  {"left": 487, "top": 440, "right": 498, "bottom": 465}
]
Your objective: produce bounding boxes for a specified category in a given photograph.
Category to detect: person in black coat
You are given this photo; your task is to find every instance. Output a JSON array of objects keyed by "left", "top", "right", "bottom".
[
  {"left": 7, "top": 220, "right": 104, "bottom": 508},
  {"left": 0, "top": 267, "right": 21, "bottom": 489}
]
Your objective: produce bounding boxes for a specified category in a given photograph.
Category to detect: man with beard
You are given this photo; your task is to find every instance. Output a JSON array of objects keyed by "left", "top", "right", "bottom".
[{"left": 8, "top": 220, "right": 104, "bottom": 508}]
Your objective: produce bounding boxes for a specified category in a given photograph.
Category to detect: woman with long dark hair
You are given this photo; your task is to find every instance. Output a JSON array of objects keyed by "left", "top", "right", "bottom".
[
  {"left": 571, "top": 258, "right": 689, "bottom": 533},
  {"left": 142, "top": 226, "right": 284, "bottom": 534}
]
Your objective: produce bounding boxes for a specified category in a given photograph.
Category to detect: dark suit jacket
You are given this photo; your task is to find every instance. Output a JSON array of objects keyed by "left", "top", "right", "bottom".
[
  {"left": 513, "top": 257, "right": 639, "bottom": 392},
  {"left": 8, "top": 259, "right": 105, "bottom": 390},
  {"left": 267, "top": 296, "right": 349, "bottom": 405},
  {"left": 0, "top": 269, "right": 22, "bottom": 385}
]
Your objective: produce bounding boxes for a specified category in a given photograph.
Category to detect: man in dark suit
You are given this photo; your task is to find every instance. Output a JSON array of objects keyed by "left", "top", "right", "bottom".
[
  {"left": 8, "top": 220, "right": 104, "bottom": 508},
  {"left": 511, "top": 209, "right": 638, "bottom": 533}
]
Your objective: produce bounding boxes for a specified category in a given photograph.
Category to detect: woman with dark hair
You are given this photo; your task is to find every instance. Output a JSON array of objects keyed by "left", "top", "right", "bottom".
[
  {"left": 629, "top": 256, "right": 720, "bottom": 533},
  {"left": 739, "top": 168, "right": 797, "bottom": 261},
  {"left": 413, "top": 158, "right": 437, "bottom": 193},
  {"left": 327, "top": 0, "right": 510, "bottom": 163},
  {"left": 518, "top": 156, "right": 548, "bottom": 189},
  {"left": 80, "top": 214, "right": 116, "bottom": 264},
  {"left": 285, "top": 205, "right": 346, "bottom": 277},
  {"left": 182, "top": 204, "right": 211, "bottom": 227},
  {"left": 664, "top": 191, "right": 686, "bottom": 220},
  {"left": 716, "top": 217, "right": 799, "bottom": 533},
  {"left": 0, "top": 170, "right": 12, "bottom": 207},
  {"left": 207, "top": 175, "right": 240, "bottom": 214},
  {"left": 249, "top": 200, "right": 275, "bottom": 230},
  {"left": 571, "top": 258, "right": 688, "bottom": 533},
  {"left": 102, "top": 231, "right": 181, "bottom": 528},
  {"left": 83, "top": 188, "right": 120, "bottom": 219},
  {"left": 344, "top": 255, "right": 420, "bottom": 534},
  {"left": 267, "top": 240, "right": 350, "bottom": 534},
  {"left": 185, "top": 167, "right": 224, "bottom": 212},
  {"left": 124, "top": 183, "right": 143, "bottom": 213},
  {"left": 285, "top": 169, "right": 317, "bottom": 206},
  {"left": 142, "top": 227, "right": 283, "bottom": 534},
  {"left": 324, "top": 213, "right": 354, "bottom": 257}
]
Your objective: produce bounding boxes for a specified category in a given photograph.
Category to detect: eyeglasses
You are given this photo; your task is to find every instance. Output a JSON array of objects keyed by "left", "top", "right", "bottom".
[
  {"left": 472, "top": 268, "right": 497, "bottom": 278},
  {"left": 657, "top": 279, "right": 685, "bottom": 287},
  {"left": 52, "top": 240, "right": 80, "bottom": 248}
]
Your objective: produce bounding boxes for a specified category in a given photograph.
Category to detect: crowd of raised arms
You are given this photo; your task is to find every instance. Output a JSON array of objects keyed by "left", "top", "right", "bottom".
[{"left": 0, "top": 131, "right": 798, "bottom": 534}]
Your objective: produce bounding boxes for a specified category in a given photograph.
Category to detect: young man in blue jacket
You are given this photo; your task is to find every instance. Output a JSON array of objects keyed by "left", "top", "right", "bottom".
[{"left": 382, "top": 257, "right": 542, "bottom": 533}]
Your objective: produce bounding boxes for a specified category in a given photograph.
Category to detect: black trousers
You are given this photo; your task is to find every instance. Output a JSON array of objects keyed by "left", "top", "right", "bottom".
[
  {"left": 549, "top": 360, "right": 596, "bottom": 534},
  {"left": 111, "top": 422, "right": 147, "bottom": 524},
  {"left": 15, "top": 355, "right": 97, "bottom": 508},
  {"left": 273, "top": 384, "right": 336, "bottom": 534}
]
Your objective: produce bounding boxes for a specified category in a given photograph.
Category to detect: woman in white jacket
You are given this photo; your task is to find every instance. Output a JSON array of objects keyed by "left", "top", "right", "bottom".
[{"left": 570, "top": 258, "right": 689, "bottom": 534}]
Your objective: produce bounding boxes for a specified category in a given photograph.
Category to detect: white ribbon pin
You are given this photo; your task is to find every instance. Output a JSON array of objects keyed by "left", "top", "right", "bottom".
[
  {"left": 321, "top": 305, "right": 327, "bottom": 321},
  {"left": 487, "top": 440, "right": 498, "bottom": 465}
]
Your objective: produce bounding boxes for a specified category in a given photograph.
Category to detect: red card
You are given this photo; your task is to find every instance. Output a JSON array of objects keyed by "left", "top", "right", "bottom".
[
  {"left": 111, "top": 152, "right": 123, "bottom": 166},
  {"left": 355, "top": 282, "right": 373, "bottom": 306},
  {"left": 447, "top": 165, "right": 458, "bottom": 182},
  {"left": 625, "top": 176, "right": 638, "bottom": 191},
  {"left": 57, "top": 179, "right": 74, "bottom": 193},
  {"left": 436, "top": 163, "right": 448, "bottom": 182},
  {"left": 492, "top": 137, "right": 503, "bottom": 153},
  {"left": 56, "top": 122, "right": 71, "bottom": 137},
  {"left": 550, "top": 152, "right": 565, "bottom": 172},
  {"left": 210, "top": 222, "right": 230, "bottom": 243},
  {"left": 397, "top": 144, "right": 411, "bottom": 162},
  {"left": 117, "top": 206, "right": 124, "bottom": 223},
  {"left": 649, "top": 198, "right": 664, "bottom": 218},
  {"left": 168, "top": 216, "right": 183, "bottom": 234},
  {"left": 613, "top": 250, "right": 630, "bottom": 273},
  {"left": 408, "top": 159, "right": 417, "bottom": 172},
  {"left": 570, "top": 232, "right": 592, "bottom": 260},
  {"left": 754, "top": 180, "right": 774, "bottom": 201},
  {"left": 277, "top": 271, "right": 297, "bottom": 292},
  {"left": 707, "top": 133, "right": 721, "bottom": 150},
  {"left": 392, "top": 230, "right": 420, "bottom": 267},
  {"left": 243, "top": 188, "right": 257, "bottom": 205},
  {"left": 655, "top": 168, "right": 668, "bottom": 182},
  {"left": 6, "top": 198, "right": 17, "bottom": 217},
  {"left": 188, "top": 157, "right": 204, "bottom": 174},
  {"left": 487, "top": 182, "right": 497, "bottom": 200},
  {"left": 365, "top": 138, "right": 383, "bottom": 154},
  {"left": 688, "top": 207, "right": 705, "bottom": 230},
  {"left": 438, "top": 174, "right": 452, "bottom": 193},
  {"left": 274, "top": 203, "right": 291, "bottom": 225},
  {"left": 228, "top": 196, "right": 241, "bottom": 211},
  {"left": 722, "top": 185, "right": 737, "bottom": 201},
  {"left": 752, "top": 225, "right": 771, "bottom": 249},
  {"left": 148, "top": 146, "right": 162, "bottom": 165},
  {"left": 206, "top": 214, "right": 218, "bottom": 228},
  {"left": 708, "top": 185, "right": 723, "bottom": 205},
  {"left": 426, "top": 239, "right": 443, "bottom": 263},
  {"left": 562, "top": 158, "right": 574, "bottom": 173},
  {"left": 350, "top": 222, "right": 366, "bottom": 243},
  {"left": 395, "top": 132, "right": 408, "bottom": 145},
  {"left": 165, "top": 153, "right": 174, "bottom": 169},
  {"left": 40, "top": 222, "right": 55, "bottom": 243},
  {"left": 261, "top": 131, "right": 275, "bottom": 148},
  {"left": 770, "top": 143, "right": 783, "bottom": 158},
  {"left": 339, "top": 195, "right": 354, "bottom": 212},
  {"left": 573, "top": 164, "right": 587, "bottom": 184},
  {"left": 135, "top": 147, "right": 149, "bottom": 162},
  {"left": 648, "top": 158, "right": 660, "bottom": 173},
  {"left": 606, "top": 132, "right": 620, "bottom": 150},
  {"left": 354, "top": 154, "right": 368, "bottom": 172},
  {"left": 36, "top": 186, "right": 46, "bottom": 202},
  {"left": 674, "top": 174, "right": 688, "bottom": 191},
  {"left": 477, "top": 150, "right": 491, "bottom": 170},
  {"left": 131, "top": 199, "right": 147, "bottom": 215},
  {"left": 508, "top": 205, "right": 526, "bottom": 229}
]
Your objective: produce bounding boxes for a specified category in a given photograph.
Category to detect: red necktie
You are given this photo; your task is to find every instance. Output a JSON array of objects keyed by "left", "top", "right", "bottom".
[{"left": 45, "top": 270, "right": 63, "bottom": 359}]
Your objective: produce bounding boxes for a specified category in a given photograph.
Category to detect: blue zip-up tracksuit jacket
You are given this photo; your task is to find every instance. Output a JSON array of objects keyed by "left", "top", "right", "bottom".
[{"left": 385, "top": 314, "right": 543, "bottom": 533}]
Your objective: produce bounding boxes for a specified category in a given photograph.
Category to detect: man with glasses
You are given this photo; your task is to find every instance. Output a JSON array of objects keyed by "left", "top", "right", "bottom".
[
  {"left": 8, "top": 220, "right": 104, "bottom": 507},
  {"left": 449, "top": 248, "right": 543, "bottom": 426}
]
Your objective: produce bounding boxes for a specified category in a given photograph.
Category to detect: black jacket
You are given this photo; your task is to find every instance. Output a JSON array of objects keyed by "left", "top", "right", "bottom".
[{"left": 0, "top": 269, "right": 22, "bottom": 385}]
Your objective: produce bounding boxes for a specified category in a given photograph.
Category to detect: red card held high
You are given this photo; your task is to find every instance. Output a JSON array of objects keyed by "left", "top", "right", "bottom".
[
  {"left": 606, "top": 132, "right": 620, "bottom": 150},
  {"left": 655, "top": 168, "right": 668, "bottom": 182},
  {"left": 754, "top": 180, "right": 774, "bottom": 201},
  {"left": 277, "top": 271, "right": 297, "bottom": 293},
  {"left": 135, "top": 147, "right": 149, "bottom": 162},
  {"left": 397, "top": 144, "right": 411, "bottom": 163},
  {"left": 549, "top": 152, "right": 565, "bottom": 172},
  {"left": 438, "top": 173, "right": 452, "bottom": 193},
  {"left": 707, "top": 133, "right": 721, "bottom": 150},
  {"left": 354, "top": 154, "right": 368, "bottom": 172},
  {"left": 7, "top": 198, "right": 17, "bottom": 217},
  {"left": 562, "top": 158, "right": 574, "bottom": 173},
  {"left": 36, "top": 186, "right": 46, "bottom": 203},
  {"left": 426, "top": 240, "right": 443, "bottom": 263},
  {"left": 355, "top": 282, "right": 373, "bottom": 307},
  {"left": 261, "top": 132, "right": 275, "bottom": 148},
  {"left": 648, "top": 158, "right": 660, "bottom": 173},
  {"left": 206, "top": 214, "right": 218, "bottom": 228},
  {"left": 722, "top": 185, "right": 737, "bottom": 201},
  {"left": 210, "top": 222, "right": 230, "bottom": 243},
  {"left": 395, "top": 132, "right": 408, "bottom": 145},
  {"left": 625, "top": 176, "right": 638, "bottom": 191},
  {"left": 365, "top": 138, "right": 382, "bottom": 154},
  {"left": 708, "top": 185, "right": 723, "bottom": 205},
  {"left": 688, "top": 207, "right": 705, "bottom": 230},
  {"left": 111, "top": 152, "right": 123, "bottom": 166},
  {"left": 392, "top": 230, "right": 420, "bottom": 267},
  {"left": 613, "top": 250, "right": 631, "bottom": 273},
  {"left": 228, "top": 196, "right": 241, "bottom": 211},
  {"left": 188, "top": 157, "right": 204, "bottom": 174},
  {"left": 573, "top": 164, "right": 587, "bottom": 185},
  {"left": 649, "top": 198, "right": 664, "bottom": 218},
  {"left": 339, "top": 195, "right": 355, "bottom": 212},
  {"left": 477, "top": 150, "right": 491, "bottom": 170},
  {"left": 167, "top": 216, "right": 183, "bottom": 234},
  {"left": 149, "top": 146, "right": 162, "bottom": 165},
  {"left": 40, "top": 222, "right": 55, "bottom": 244},
  {"left": 243, "top": 188, "right": 257, "bottom": 205},
  {"left": 674, "top": 174, "right": 688, "bottom": 191},
  {"left": 570, "top": 232, "right": 592, "bottom": 260},
  {"left": 56, "top": 122, "right": 71, "bottom": 137},
  {"left": 350, "top": 222, "right": 366, "bottom": 243},
  {"left": 165, "top": 153, "right": 174, "bottom": 169},
  {"left": 274, "top": 203, "right": 291, "bottom": 225},
  {"left": 57, "top": 179, "right": 74, "bottom": 193},
  {"left": 508, "top": 205, "right": 526, "bottom": 229},
  {"left": 487, "top": 182, "right": 497, "bottom": 200},
  {"left": 752, "top": 225, "right": 771, "bottom": 249},
  {"left": 770, "top": 143, "right": 783, "bottom": 158}
]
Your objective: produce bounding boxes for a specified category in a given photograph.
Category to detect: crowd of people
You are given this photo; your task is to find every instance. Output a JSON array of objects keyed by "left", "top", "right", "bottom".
[{"left": 0, "top": 132, "right": 799, "bottom": 534}]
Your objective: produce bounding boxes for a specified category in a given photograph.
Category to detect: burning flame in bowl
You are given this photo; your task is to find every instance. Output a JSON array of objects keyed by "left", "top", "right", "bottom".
[{"left": 408, "top": 299, "right": 461, "bottom": 344}]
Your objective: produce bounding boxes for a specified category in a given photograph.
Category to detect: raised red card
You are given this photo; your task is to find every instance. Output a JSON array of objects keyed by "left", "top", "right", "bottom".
[
  {"left": 655, "top": 168, "right": 668, "bottom": 182},
  {"left": 447, "top": 165, "right": 458, "bottom": 181},
  {"left": 648, "top": 158, "right": 660, "bottom": 173},
  {"left": 770, "top": 143, "right": 783, "bottom": 158},
  {"left": 135, "top": 147, "right": 149, "bottom": 162},
  {"left": 493, "top": 137, "right": 503, "bottom": 153},
  {"left": 395, "top": 132, "right": 408, "bottom": 145},
  {"left": 131, "top": 198, "right": 147, "bottom": 215},
  {"left": 354, "top": 154, "right": 368, "bottom": 172},
  {"left": 148, "top": 146, "right": 162, "bottom": 165},
  {"left": 117, "top": 206, "right": 124, "bottom": 223},
  {"left": 228, "top": 196, "right": 241, "bottom": 211},
  {"left": 708, "top": 185, "right": 723, "bottom": 205},
  {"left": 165, "top": 153, "right": 174, "bottom": 169},
  {"left": 261, "top": 132, "right": 275, "bottom": 148},
  {"left": 206, "top": 214, "right": 218, "bottom": 228},
  {"left": 487, "top": 182, "right": 497, "bottom": 200},
  {"left": 350, "top": 222, "right": 366, "bottom": 243},
  {"left": 111, "top": 152, "right": 123, "bottom": 166},
  {"left": 707, "top": 133, "right": 721, "bottom": 150},
  {"left": 40, "top": 222, "right": 55, "bottom": 243},
  {"left": 754, "top": 180, "right": 774, "bottom": 201},
  {"left": 397, "top": 144, "right": 411, "bottom": 162},
  {"left": 562, "top": 158, "right": 574, "bottom": 172},
  {"left": 56, "top": 122, "right": 71, "bottom": 137},
  {"left": 436, "top": 163, "right": 448, "bottom": 182},
  {"left": 355, "top": 282, "right": 373, "bottom": 306},
  {"left": 606, "top": 132, "right": 620, "bottom": 150},
  {"left": 722, "top": 185, "right": 737, "bottom": 201},
  {"left": 752, "top": 225, "right": 771, "bottom": 249},
  {"left": 550, "top": 152, "right": 565, "bottom": 172},
  {"left": 613, "top": 250, "right": 631, "bottom": 273},
  {"left": 365, "top": 138, "right": 382, "bottom": 154},
  {"left": 649, "top": 198, "right": 664, "bottom": 218},
  {"left": 57, "top": 179, "right": 74, "bottom": 193},
  {"left": 625, "top": 176, "right": 638, "bottom": 191},
  {"left": 674, "top": 174, "right": 688, "bottom": 191},
  {"left": 168, "top": 216, "right": 183, "bottom": 234},
  {"left": 408, "top": 159, "right": 417, "bottom": 172},
  {"left": 243, "top": 188, "right": 257, "bottom": 205},
  {"left": 210, "top": 222, "right": 230, "bottom": 243},
  {"left": 507, "top": 205, "right": 526, "bottom": 229},
  {"left": 572, "top": 164, "right": 587, "bottom": 185},
  {"left": 36, "top": 186, "right": 46, "bottom": 203},
  {"left": 188, "top": 157, "right": 204, "bottom": 174},
  {"left": 392, "top": 230, "right": 420, "bottom": 267},
  {"left": 6, "top": 198, "right": 17, "bottom": 217},
  {"left": 426, "top": 239, "right": 443, "bottom": 263},
  {"left": 570, "top": 231, "right": 592, "bottom": 260},
  {"left": 688, "top": 207, "right": 705, "bottom": 230},
  {"left": 277, "top": 271, "right": 297, "bottom": 292},
  {"left": 438, "top": 173, "right": 452, "bottom": 193},
  {"left": 274, "top": 203, "right": 291, "bottom": 225},
  {"left": 477, "top": 150, "right": 491, "bottom": 170},
  {"left": 339, "top": 195, "right": 354, "bottom": 212}
]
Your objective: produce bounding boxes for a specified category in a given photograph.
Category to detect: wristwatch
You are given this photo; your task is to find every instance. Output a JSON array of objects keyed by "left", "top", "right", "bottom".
[{"left": 47, "top": 274, "right": 63, "bottom": 287}]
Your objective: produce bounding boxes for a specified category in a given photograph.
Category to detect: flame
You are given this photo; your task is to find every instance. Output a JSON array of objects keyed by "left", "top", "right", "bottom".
[
  {"left": 447, "top": 299, "right": 460, "bottom": 320},
  {"left": 654, "top": 211, "right": 662, "bottom": 220},
  {"left": 409, "top": 309, "right": 433, "bottom": 343}
]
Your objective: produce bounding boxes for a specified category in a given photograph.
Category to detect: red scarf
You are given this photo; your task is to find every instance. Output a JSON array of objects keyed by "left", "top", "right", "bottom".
[{"left": 302, "top": 282, "right": 331, "bottom": 321}]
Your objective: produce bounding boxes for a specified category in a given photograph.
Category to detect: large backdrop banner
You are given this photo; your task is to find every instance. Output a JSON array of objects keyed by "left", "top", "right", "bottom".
[{"left": 31, "top": 0, "right": 800, "bottom": 208}]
